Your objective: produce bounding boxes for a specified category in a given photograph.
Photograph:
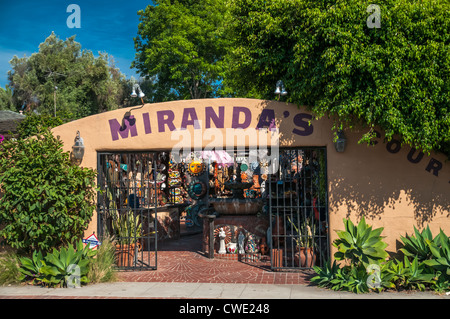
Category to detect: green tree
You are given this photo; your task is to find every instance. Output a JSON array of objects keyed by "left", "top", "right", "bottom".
[
  {"left": 132, "top": 0, "right": 230, "bottom": 100},
  {"left": 0, "top": 129, "right": 97, "bottom": 253},
  {"left": 8, "top": 32, "right": 128, "bottom": 120},
  {"left": 225, "top": 0, "right": 450, "bottom": 157},
  {"left": 0, "top": 85, "right": 15, "bottom": 111}
]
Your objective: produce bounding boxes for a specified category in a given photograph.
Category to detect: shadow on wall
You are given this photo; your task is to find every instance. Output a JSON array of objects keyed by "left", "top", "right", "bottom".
[{"left": 328, "top": 130, "right": 450, "bottom": 228}]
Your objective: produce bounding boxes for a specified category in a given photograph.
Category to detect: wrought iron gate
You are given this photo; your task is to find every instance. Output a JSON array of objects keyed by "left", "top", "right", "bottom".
[
  {"left": 97, "top": 151, "right": 164, "bottom": 270},
  {"left": 269, "top": 148, "right": 329, "bottom": 270}
]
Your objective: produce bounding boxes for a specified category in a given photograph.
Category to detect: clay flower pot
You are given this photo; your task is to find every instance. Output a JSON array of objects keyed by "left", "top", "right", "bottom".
[
  {"left": 294, "top": 247, "right": 316, "bottom": 268},
  {"left": 115, "top": 243, "right": 136, "bottom": 267}
]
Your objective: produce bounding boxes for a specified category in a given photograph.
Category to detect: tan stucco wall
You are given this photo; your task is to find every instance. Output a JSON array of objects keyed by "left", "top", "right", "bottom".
[{"left": 52, "top": 98, "right": 450, "bottom": 258}]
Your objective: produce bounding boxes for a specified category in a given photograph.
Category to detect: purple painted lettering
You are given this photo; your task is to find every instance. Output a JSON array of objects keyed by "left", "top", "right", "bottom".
[
  {"left": 407, "top": 148, "right": 424, "bottom": 164},
  {"left": 109, "top": 116, "right": 138, "bottom": 141},
  {"left": 181, "top": 108, "right": 200, "bottom": 129},
  {"left": 256, "top": 109, "right": 276, "bottom": 130},
  {"left": 386, "top": 139, "right": 401, "bottom": 154},
  {"left": 292, "top": 113, "right": 313, "bottom": 136},
  {"left": 157, "top": 110, "right": 176, "bottom": 132},
  {"left": 143, "top": 112, "right": 152, "bottom": 134},
  {"left": 205, "top": 106, "right": 224, "bottom": 129},
  {"left": 425, "top": 158, "right": 442, "bottom": 177},
  {"left": 232, "top": 107, "right": 251, "bottom": 129}
]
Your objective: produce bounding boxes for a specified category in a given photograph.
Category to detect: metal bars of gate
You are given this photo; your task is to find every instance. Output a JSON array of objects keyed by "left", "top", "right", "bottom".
[
  {"left": 97, "top": 151, "right": 160, "bottom": 270},
  {"left": 269, "top": 148, "right": 329, "bottom": 270}
]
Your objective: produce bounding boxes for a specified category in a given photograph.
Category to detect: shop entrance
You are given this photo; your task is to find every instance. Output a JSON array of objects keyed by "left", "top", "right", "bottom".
[
  {"left": 269, "top": 148, "right": 329, "bottom": 270},
  {"left": 97, "top": 151, "right": 166, "bottom": 270},
  {"left": 96, "top": 148, "right": 329, "bottom": 271}
]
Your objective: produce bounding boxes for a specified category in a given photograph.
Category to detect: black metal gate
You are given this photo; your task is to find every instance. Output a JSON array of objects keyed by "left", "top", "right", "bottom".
[
  {"left": 269, "top": 148, "right": 329, "bottom": 270},
  {"left": 97, "top": 151, "right": 164, "bottom": 270}
]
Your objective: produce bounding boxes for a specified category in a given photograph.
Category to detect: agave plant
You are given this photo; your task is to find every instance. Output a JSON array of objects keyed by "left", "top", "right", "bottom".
[
  {"left": 400, "top": 225, "right": 439, "bottom": 261},
  {"left": 424, "top": 229, "right": 450, "bottom": 277},
  {"left": 19, "top": 239, "right": 97, "bottom": 287},
  {"left": 311, "top": 260, "right": 340, "bottom": 288},
  {"left": 333, "top": 216, "right": 389, "bottom": 266},
  {"left": 18, "top": 250, "right": 46, "bottom": 285},
  {"left": 386, "top": 256, "right": 436, "bottom": 291},
  {"left": 40, "top": 240, "right": 93, "bottom": 287}
]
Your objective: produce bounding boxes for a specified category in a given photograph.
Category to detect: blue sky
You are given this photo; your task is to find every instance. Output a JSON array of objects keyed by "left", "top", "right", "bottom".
[{"left": 0, "top": 0, "right": 152, "bottom": 88}]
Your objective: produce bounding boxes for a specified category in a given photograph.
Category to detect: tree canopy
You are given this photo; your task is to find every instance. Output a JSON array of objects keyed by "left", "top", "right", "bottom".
[
  {"left": 224, "top": 0, "right": 450, "bottom": 157},
  {"left": 132, "top": 0, "right": 230, "bottom": 100},
  {"left": 8, "top": 32, "right": 129, "bottom": 121}
]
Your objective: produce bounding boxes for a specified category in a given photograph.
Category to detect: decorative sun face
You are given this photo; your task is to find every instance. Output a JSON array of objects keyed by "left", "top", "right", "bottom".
[{"left": 188, "top": 161, "right": 205, "bottom": 176}]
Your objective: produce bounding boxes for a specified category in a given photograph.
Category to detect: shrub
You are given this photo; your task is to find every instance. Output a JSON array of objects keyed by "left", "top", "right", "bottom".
[
  {"left": 87, "top": 235, "right": 117, "bottom": 283},
  {"left": 333, "top": 216, "right": 389, "bottom": 266},
  {"left": 0, "top": 252, "right": 22, "bottom": 286},
  {"left": 16, "top": 113, "right": 64, "bottom": 139},
  {"left": 312, "top": 218, "right": 449, "bottom": 294},
  {"left": 0, "top": 128, "right": 97, "bottom": 253},
  {"left": 18, "top": 239, "right": 97, "bottom": 288},
  {"left": 400, "top": 225, "right": 439, "bottom": 261},
  {"left": 424, "top": 230, "right": 450, "bottom": 280}
]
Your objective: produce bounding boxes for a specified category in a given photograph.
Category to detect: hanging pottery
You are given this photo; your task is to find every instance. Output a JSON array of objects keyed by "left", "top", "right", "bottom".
[
  {"left": 187, "top": 180, "right": 207, "bottom": 200},
  {"left": 187, "top": 160, "right": 205, "bottom": 176}
]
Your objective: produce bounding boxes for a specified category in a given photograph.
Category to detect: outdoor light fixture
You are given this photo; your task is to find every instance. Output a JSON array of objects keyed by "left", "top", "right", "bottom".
[
  {"left": 334, "top": 130, "right": 347, "bottom": 153},
  {"left": 274, "top": 80, "right": 287, "bottom": 96},
  {"left": 118, "top": 84, "right": 147, "bottom": 131},
  {"left": 72, "top": 130, "right": 85, "bottom": 160},
  {"left": 131, "top": 83, "right": 145, "bottom": 100}
]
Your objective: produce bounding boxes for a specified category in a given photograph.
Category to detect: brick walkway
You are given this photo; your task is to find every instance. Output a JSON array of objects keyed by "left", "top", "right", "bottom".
[{"left": 117, "top": 233, "right": 314, "bottom": 285}]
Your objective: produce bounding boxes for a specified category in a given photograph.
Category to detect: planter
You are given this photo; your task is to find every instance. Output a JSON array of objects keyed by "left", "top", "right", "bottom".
[
  {"left": 294, "top": 247, "right": 316, "bottom": 268},
  {"left": 115, "top": 243, "right": 136, "bottom": 267},
  {"left": 272, "top": 248, "right": 283, "bottom": 269}
]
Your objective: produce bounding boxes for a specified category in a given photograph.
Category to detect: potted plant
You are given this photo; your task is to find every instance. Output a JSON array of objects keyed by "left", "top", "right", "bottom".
[
  {"left": 112, "top": 212, "right": 142, "bottom": 267},
  {"left": 288, "top": 216, "right": 317, "bottom": 268}
]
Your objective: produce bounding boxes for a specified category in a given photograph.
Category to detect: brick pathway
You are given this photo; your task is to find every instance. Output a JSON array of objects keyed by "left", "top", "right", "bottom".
[{"left": 117, "top": 233, "right": 314, "bottom": 285}]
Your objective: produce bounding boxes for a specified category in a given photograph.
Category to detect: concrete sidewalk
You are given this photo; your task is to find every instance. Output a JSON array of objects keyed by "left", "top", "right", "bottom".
[{"left": 0, "top": 282, "right": 448, "bottom": 299}]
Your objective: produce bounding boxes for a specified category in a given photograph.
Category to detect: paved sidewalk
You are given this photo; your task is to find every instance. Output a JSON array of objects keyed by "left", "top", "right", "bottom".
[{"left": 0, "top": 282, "right": 448, "bottom": 299}]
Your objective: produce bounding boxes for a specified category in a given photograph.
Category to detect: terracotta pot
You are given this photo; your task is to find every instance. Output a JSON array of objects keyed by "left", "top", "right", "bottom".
[
  {"left": 294, "top": 247, "right": 316, "bottom": 268},
  {"left": 115, "top": 243, "right": 136, "bottom": 267}
]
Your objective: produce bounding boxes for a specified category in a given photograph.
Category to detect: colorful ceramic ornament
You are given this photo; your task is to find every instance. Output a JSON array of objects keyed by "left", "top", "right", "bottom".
[
  {"left": 226, "top": 242, "right": 237, "bottom": 253},
  {"left": 187, "top": 160, "right": 205, "bottom": 176},
  {"left": 187, "top": 180, "right": 207, "bottom": 200}
]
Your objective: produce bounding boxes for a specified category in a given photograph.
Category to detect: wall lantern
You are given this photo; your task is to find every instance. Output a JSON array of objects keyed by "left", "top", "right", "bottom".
[
  {"left": 334, "top": 130, "right": 347, "bottom": 153},
  {"left": 72, "top": 131, "right": 85, "bottom": 160},
  {"left": 131, "top": 83, "right": 145, "bottom": 100},
  {"left": 274, "top": 80, "right": 287, "bottom": 96}
]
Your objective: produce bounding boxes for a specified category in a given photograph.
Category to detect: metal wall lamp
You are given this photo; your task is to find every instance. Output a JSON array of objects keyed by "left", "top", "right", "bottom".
[
  {"left": 72, "top": 130, "right": 85, "bottom": 160},
  {"left": 334, "top": 130, "right": 347, "bottom": 153},
  {"left": 275, "top": 80, "right": 287, "bottom": 96}
]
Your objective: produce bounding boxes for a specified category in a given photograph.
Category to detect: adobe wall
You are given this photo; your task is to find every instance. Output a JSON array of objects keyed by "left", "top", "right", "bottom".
[{"left": 52, "top": 98, "right": 450, "bottom": 257}]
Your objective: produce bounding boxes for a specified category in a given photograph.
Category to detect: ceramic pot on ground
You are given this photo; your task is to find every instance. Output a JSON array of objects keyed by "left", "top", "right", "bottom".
[
  {"left": 115, "top": 243, "right": 136, "bottom": 267},
  {"left": 294, "top": 247, "right": 316, "bottom": 268}
]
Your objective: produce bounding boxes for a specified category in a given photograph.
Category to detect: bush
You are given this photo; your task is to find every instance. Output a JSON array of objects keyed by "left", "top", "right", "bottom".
[
  {"left": 400, "top": 225, "right": 439, "bottom": 262},
  {"left": 333, "top": 216, "right": 389, "bottom": 266},
  {"left": 0, "top": 128, "right": 97, "bottom": 253},
  {"left": 312, "top": 218, "right": 450, "bottom": 294},
  {"left": 16, "top": 113, "right": 64, "bottom": 139},
  {"left": 18, "top": 239, "right": 97, "bottom": 288},
  {"left": 0, "top": 252, "right": 22, "bottom": 286},
  {"left": 87, "top": 235, "right": 117, "bottom": 284}
]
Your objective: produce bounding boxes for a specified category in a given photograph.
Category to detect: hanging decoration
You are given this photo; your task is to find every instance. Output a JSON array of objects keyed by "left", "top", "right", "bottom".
[
  {"left": 187, "top": 160, "right": 206, "bottom": 177},
  {"left": 187, "top": 180, "right": 207, "bottom": 200}
]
